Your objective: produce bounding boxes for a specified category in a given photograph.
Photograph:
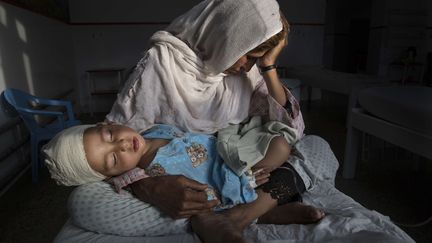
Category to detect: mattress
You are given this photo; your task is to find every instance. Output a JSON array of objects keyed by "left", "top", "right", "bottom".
[
  {"left": 358, "top": 85, "right": 432, "bottom": 136},
  {"left": 54, "top": 180, "right": 414, "bottom": 243}
]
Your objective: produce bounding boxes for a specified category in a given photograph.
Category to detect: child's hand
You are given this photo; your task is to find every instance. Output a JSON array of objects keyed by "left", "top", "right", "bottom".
[{"left": 252, "top": 167, "right": 272, "bottom": 187}]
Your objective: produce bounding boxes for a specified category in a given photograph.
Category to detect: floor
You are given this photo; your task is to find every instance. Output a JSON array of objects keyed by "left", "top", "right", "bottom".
[{"left": 1, "top": 95, "right": 431, "bottom": 243}]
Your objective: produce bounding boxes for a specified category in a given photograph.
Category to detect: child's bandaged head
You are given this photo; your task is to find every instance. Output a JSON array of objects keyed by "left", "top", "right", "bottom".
[{"left": 42, "top": 125, "right": 106, "bottom": 186}]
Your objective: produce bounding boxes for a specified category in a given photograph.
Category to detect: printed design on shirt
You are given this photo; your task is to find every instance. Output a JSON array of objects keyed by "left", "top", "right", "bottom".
[
  {"left": 173, "top": 132, "right": 184, "bottom": 138},
  {"left": 205, "top": 187, "right": 218, "bottom": 201},
  {"left": 186, "top": 143, "right": 208, "bottom": 168},
  {"left": 145, "top": 163, "right": 166, "bottom": 177}
]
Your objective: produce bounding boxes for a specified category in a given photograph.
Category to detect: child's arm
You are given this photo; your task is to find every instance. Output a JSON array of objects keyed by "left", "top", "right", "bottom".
[{"left": 251, "top": 136, "right": 291, "bottom": 186}]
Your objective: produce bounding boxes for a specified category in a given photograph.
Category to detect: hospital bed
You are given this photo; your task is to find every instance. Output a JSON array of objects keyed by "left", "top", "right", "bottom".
[
  {"left": 54, "top": 135, "right": 414, "bottom": 242},
  {"left": 282, "top": 66, "right": 431, "bottom": 180},
  {"left": 343, "top": 85, "right": 432, "bottom": 179}
]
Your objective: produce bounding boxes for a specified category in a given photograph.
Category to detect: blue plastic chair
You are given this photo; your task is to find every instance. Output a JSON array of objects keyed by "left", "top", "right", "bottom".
[{"left": 2, "top": 88, "right": 81, "bottom": 182}]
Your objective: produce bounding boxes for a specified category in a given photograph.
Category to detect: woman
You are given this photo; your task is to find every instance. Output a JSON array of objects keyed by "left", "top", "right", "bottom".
[
  {"left": 106, "top": 0, "right": 303, "bottom": 136},
  {"left": 68, "top": 0, "right": 328, "bottom": 242}
]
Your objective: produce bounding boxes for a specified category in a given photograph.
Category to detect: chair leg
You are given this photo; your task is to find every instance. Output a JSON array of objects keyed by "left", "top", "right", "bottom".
[{"left": 31, "top": 136, "right": 39, "bottom": 183}]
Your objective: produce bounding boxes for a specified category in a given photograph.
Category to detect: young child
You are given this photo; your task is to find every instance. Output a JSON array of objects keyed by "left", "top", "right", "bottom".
[{"left": 43, "top": 122, "right": 324, "bottom": 242}]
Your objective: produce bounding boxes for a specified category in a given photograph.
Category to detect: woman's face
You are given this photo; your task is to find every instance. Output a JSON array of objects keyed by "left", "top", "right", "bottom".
[
  {"left": 223, "top": 49, "right": 268, "bottom": 75},
  {"left": 83, "top": 124, "right": 147, "bottom": 177}
]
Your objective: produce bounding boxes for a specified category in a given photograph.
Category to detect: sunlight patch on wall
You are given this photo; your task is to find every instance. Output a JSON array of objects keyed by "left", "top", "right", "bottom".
[
  {"left": 0, "top": 5, "right": 6, "bottom": 26},
  {"left": 22, "top": 53, "right": 34, "bottom": 94},
  {"left": 15, "top": 19, "right": 27, "bottom": 43},
  {"left": 0, "top": 49, "right": 5, "bottom": 90}
]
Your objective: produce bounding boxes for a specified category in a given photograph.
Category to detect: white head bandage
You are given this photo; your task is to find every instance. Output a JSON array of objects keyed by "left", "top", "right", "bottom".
[{"left": 42, "top": 125, "right": 106, "bottom": 186}]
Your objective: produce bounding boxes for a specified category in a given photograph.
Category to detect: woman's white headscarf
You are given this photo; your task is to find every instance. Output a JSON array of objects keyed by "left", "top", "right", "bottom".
[{"left": 107, "top": 0, "right": 283, "bottom": 134}]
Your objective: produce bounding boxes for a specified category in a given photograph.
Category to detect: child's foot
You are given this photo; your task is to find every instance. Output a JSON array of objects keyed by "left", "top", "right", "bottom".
[
  {"left": 191, "top": 213, "right": 251, "bottom": 243},
  {"left": 257, "top": 202, "right": 325, "bottom": 224}
]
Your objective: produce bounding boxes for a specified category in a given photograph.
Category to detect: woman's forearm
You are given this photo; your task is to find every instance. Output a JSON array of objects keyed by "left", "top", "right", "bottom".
[
  {"left": 130, "top": 177, "right": 153, "bottom": 203},
  {"left": 261, "top": 68, "right": 287, "bottom": 106}
]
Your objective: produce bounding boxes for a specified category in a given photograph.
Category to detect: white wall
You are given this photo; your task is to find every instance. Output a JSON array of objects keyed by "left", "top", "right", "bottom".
[
  {"left": 72, "top": 25, "right": 164, "bottom": 112},
  {"left": 69, "top": 0, "right": 203, "bottom": 112},
  {"left": 279, "top": 0, "right": 326, "bottom": 66},
  {"left": 0, "top": 2, "right": 75, "bottom": 99},
  {"left": 69, "top": 0, "right": 201, "bottom": 23},
  {"left": 0, "top": 2, "right": 76, "bottom": 188},
  {"left": 0, "top": 2, "right": 76, "bottom": 120},
  {"left": 0, "top": 0, "right": 330, "bottom": 114},
  {"left": 68, "top": 0, "right": 327, "bottom": 112}
]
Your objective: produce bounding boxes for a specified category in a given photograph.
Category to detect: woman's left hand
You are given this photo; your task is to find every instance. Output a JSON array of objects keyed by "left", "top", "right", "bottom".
[{"left": 258, "top": 33, "right": 288, "bottom": 67}]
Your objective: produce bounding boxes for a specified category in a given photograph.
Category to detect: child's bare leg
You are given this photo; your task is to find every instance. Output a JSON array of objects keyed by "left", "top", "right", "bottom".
[
  {"left": 253, "top": 136, "right": 291, "bottom": 172},
  {"left": 191, "top": 189, "right": 324, "bottom": 243},
  {"left": 258, "top": 201, "right": 325, "bottom": 224},
  {"left": 252, "top": 136, "right": 325, "bottom": 224},
  {"left": 191, "top": 189, "right": 276, "bottom": 243},
  {"left": 221, "top": 189, "right": 324, "bottom": 227},
  {"left": 190, "top": 213, "right": 250, "bottom": 243}
]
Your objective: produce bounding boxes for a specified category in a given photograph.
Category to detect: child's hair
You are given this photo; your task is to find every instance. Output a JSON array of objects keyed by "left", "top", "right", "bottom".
[{"left": 42, "top": 124, "right": 106, "bottom": 186}]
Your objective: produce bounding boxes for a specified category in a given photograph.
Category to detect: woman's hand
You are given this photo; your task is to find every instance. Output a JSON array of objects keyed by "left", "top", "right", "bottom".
[
  {"left": 131, "top": 175, "right": 220, "bottom": 219},
  {"left": 256, "top": 33, "right": 288, "bottom": 106},
  {"left": 258, "top": 34, "right": 288, "bottom": 67}
]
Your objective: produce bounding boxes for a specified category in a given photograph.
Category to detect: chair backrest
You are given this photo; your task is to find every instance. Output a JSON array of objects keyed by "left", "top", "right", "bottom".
[
  {"left": 3, "top": 88, "right": 39, "bottom": 108},
  {"left": 3, "top": 88, "right": 42, "bottom": 131},
  {"left": 2, "top": 88, "right": 81, "bottom": 135}
]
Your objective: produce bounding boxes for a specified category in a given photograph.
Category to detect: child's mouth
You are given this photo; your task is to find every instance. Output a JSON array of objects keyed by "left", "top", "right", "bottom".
[{"left": 133, "top": 137, "right": 139, "bottom": 152}]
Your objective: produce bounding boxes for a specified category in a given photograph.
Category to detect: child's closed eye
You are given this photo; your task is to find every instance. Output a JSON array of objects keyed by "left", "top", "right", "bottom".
[
  {"left": 109, "top": 129, "right": 113, "bottom": 141},
  {"left": 112, "top": 153, "right": 117, "bottom": 166}
]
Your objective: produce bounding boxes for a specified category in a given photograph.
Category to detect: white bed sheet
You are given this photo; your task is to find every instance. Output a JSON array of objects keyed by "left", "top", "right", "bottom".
[{"left": 55, "top": 180, "right": 414, "bottom": 243}]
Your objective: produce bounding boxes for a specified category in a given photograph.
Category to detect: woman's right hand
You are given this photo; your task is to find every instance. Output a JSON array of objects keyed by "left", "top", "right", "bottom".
[
  {"left": 131, "top": 175, "right": 220, "bottom": 219},
  {"left": 258, "top": 32, "right": 288, "bottom": 67}
]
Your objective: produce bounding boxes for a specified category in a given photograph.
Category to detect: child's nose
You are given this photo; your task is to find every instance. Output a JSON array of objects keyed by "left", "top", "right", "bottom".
[{"left": 118, "top": 139, "right": 131, "bottom": 151}]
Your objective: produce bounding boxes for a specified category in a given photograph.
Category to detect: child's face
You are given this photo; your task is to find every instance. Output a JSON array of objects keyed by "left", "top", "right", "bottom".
[{"left": 83, "top": 123, "right": 147, "bottom": 176}]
